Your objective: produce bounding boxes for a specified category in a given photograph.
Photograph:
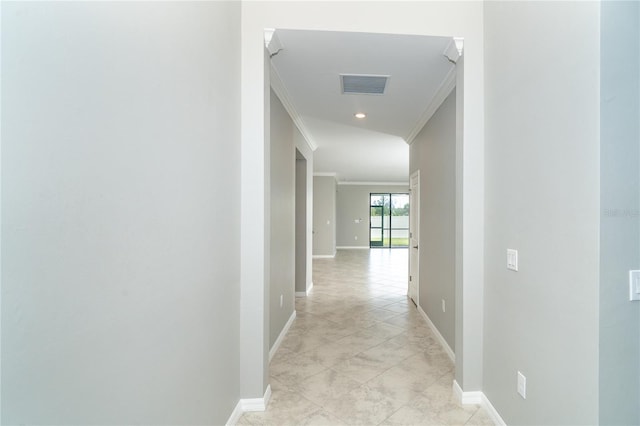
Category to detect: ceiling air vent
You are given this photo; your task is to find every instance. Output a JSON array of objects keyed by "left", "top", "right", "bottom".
[{"left": 340, "top": 74, "right": 389, "bottom": 95}]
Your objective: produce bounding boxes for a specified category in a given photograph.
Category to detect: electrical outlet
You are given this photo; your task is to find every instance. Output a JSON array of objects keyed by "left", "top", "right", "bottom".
[
  {"left": 442, "top": 299, "right": 446, "bottom": 312},
  {"left": 280, "top": 294, "right": 283, "bottom": 308},
  {"left": 517, "top": 371, "right": 526, "bottom": 399}
]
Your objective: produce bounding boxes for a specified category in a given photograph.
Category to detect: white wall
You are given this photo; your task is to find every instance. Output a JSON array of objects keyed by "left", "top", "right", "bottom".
[
  {"left": 313, "top": 176, "right": 337, "bottom": 257},
  {"left": 269, "top": 90, "right": 296, "bottom": 348},
  {"left": 241, "top": 1, "right": 485, "bottom": 392},
  {"left": 1, "top": 2, "right": 241, "bottom": 424},
  {"left": 336, "top": 184, "right": 410, "bottom": 248},
  {"left": 409, "top": 89, "right": 456, "bottom": 351},
  {"left": 483, "top": 2, "right": 600, "bottom": 424},
  {"left": 599, "top": 2, "right": 640, "bottom": 424}
]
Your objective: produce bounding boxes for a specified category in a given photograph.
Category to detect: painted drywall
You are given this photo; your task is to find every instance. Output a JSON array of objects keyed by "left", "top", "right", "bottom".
[
  {"left": 409, "top": 89, "right": 456, "bottom": 351},
  {"left": 313, "top": 176, "right": 337, "bottom": 256},
  {"left": 269, "top": 90, "right": 296, "bottom": 348},
  {"left": 1, "top": 2, "right": 241, "bottom": 424},
  {"left": 483, "top": 2, "right": 600, "bottom": 424},
  {"left": 241, "top": 1, "right": 485, "bottom": 392},
  {"left": 599, "top": 2, "right": 640, "bottom": 424},
  {"left": 336, "top": 185, "right": 410, "bottom": 248},
  {"left": 295, "top": 156, "right": 308, "bottom": 294},
  {"left": 294, "top": 129, "right": 314, "bottom": 295}
]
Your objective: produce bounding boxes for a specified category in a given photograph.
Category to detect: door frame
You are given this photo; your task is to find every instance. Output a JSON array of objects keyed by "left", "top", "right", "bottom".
[{"left": 409, "top": 170, "right": 420, "bottom": 306}]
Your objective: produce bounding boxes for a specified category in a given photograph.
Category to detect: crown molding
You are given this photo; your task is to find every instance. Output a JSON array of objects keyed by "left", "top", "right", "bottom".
[
  {"left": 270, "top": 64, "right": 318, "bottom": 152},
  {"left": 405, "top": 66, "right": 457, "bottom": 145}
]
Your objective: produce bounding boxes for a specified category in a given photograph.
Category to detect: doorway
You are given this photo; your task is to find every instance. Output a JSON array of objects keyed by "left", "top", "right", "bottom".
[
  {"left": 369, "top": 193, "right": 410, "bottom": 248},
  {"left": 408, "top": 171, "right": 420, "bottom": 305}
]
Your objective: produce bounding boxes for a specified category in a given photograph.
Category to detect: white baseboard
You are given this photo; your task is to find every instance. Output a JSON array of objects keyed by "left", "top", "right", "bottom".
[
  {"left": 313, "top": 254, "right": 335, "bottom": 259},
  {"left": 295, "top": 281, "right": 314, "bottom": 297},
  {"left": 225, "top": 401, "right": 243, "bottom": 426},
  {"left": 269, "top": 310, "right": 296, "bottom": 362},
  {"left": 453, "top": 380, "right": 482, "bottom": 404},
  {"left": 452, "top": 380, "right": 506, "bottom": 426},
  {"left": 417, "top": 305, "right": 455, "bottom": 363},
  {"left": 481, "top": 392, "right": 507, "bottom": 426},
  {"left": 241, "top": 385, "right": 272, "bottom": 412},
  {"left": 226, "top": 385, "right": 272, "bottom": 425},
  {"left": 336, "top": 246, "right": 369, "bottom": 249}
]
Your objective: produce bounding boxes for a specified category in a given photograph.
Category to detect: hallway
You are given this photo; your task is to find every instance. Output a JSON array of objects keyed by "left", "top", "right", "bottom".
[{"left": 238, "top": 249, "right": 491, "bottom": 425}]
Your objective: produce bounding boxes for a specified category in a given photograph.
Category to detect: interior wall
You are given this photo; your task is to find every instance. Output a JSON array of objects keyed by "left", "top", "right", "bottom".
[
  {"left": 336, "top": 184, "right": 409, "bottom": 248},
  {"left": 294, "top": 129, "right": 314, "bottom": 294},
  {"left": 483, "top": 2, "right": 600, "bottom": 424},
  {"left": 295, "top": 155, "right": 308, "bottom": 294},
  {"left": 1, "top": 2, "right": 241, "bottom": 424},
  {"left": 269, "top": 90, "right": 296, "bottom": 347},
  {"left": 409, "top": 89, "right": 456, "bottom": 351},
  {"left": 599, "top": 1, "right": 640, "bottom": 424},
  {"left": 313, "top": 176, "right": 337, "bottom": 257}
]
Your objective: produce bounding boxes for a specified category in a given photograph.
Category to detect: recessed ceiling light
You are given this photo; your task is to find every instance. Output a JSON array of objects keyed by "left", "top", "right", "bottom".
[{"left": 354, "top": 113, "right": 366, "bottom": 119}]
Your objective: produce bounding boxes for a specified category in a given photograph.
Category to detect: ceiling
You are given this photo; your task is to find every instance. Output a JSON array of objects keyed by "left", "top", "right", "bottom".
[{"left": 270, "top": 29, "right": 455, "bottom": 184}]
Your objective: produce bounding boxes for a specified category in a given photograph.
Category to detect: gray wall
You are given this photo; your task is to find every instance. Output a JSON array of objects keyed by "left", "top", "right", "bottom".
[
  {"left": 483, "top": 2, "right": 600, "bottom": 424},
  {"left": 313, "top": 176, "right": 337, "bottom": 256},
  {"left": 599, "top": 2, "right": 640, "bottom": 424},
  {"left": 296, "top": 156, "right": 308, "bottom": 294},
  {"left": 409, "top": 89, "right": 456, "bottom": 351},
  {"left": 336, "top": 184, "right": 409, "bottom": 248},
  {"left": 269, "top": 91, "right": 296, "bottom": 347},
  {"left": 294, "top": 130, "right": 314, "bottom": 294},
  {"left": 1, "top": 2, "right": 241, "bottom": 424}
]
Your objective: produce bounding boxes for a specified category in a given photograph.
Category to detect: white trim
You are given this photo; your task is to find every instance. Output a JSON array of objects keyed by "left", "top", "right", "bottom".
[
  {"left": 240, "top": 385, "right": 272, "bottom": 412},
  {"left": 270, "top": 65, "right": 317, "bottom": 151},
  {"left": 295, "top": 281, "right": 313, "bottom": 297},
  {"left": 269, "top": 310, "right": 296, "bottom": 362},
  {"left": 443, "top": 37, "right": 462, "bottom": 64},
  {"left": 337, "top": 181, "right": 409, "bottom": 186},
  {"left": 336, "top": 246, "right": 370, "bottom": 250},
  {"left": 225, "top": 401, "right": 244, "bottom": 426},
  {"left": 313, "top": 172, "right": 337, "bottom": 177},
  {"left": 482, "top": 393, "right": 507, "bottom": 426},
  {"left": 452, "top": 381, "right": 507, "bottom": 426},
  {"left": 226, "top": 385, "right": 272, "bottom": 425},
  {"left": 452, "top": 380, "right": 482, "bottom": 404},
  {"left": 313, "top": 254, "right": 335, "bottom": 259},
  {"left": 417, "top": 305, "right": 455, "bottom": 363},
  {"left": 405, "top": 66, "right": 457, "bottom": 145}
]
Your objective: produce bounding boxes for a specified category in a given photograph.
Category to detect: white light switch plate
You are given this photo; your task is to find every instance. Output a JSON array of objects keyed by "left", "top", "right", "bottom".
[
  {"left": 507, "top": 249, "right": 518, "bottom": 271},
  {"left": 630, "top": 270, "right": 640, "bottom": 301},
  {"left": 517, "top": 371, "right": 526, "bottom": 399}
]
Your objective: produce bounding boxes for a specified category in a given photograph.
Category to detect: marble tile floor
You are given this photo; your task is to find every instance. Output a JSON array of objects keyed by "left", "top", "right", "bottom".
[{"left": 238, "top": 249, "right": 492, "bottom": 426}]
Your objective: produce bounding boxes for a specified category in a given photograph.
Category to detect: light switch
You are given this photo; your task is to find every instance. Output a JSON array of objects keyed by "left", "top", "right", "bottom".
[
  {"left": 507, "top": 249, "right": 518, "bottom": 271},
  {"left": 630, "top": 270, "right": 640, "bottom": 301},
  {"left": 517, "top": 371, "right": 527, "bottom": 399}
]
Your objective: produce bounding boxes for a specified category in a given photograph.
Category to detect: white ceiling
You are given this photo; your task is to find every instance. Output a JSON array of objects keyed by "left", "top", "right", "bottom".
[{"left": 270, "top": 29, "right": 455, "bottom": 183}]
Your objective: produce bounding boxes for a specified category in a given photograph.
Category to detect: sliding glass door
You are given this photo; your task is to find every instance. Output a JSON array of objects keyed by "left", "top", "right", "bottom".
[{"left": 369, "top": 193, "right": 409, "bottom": 248}]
